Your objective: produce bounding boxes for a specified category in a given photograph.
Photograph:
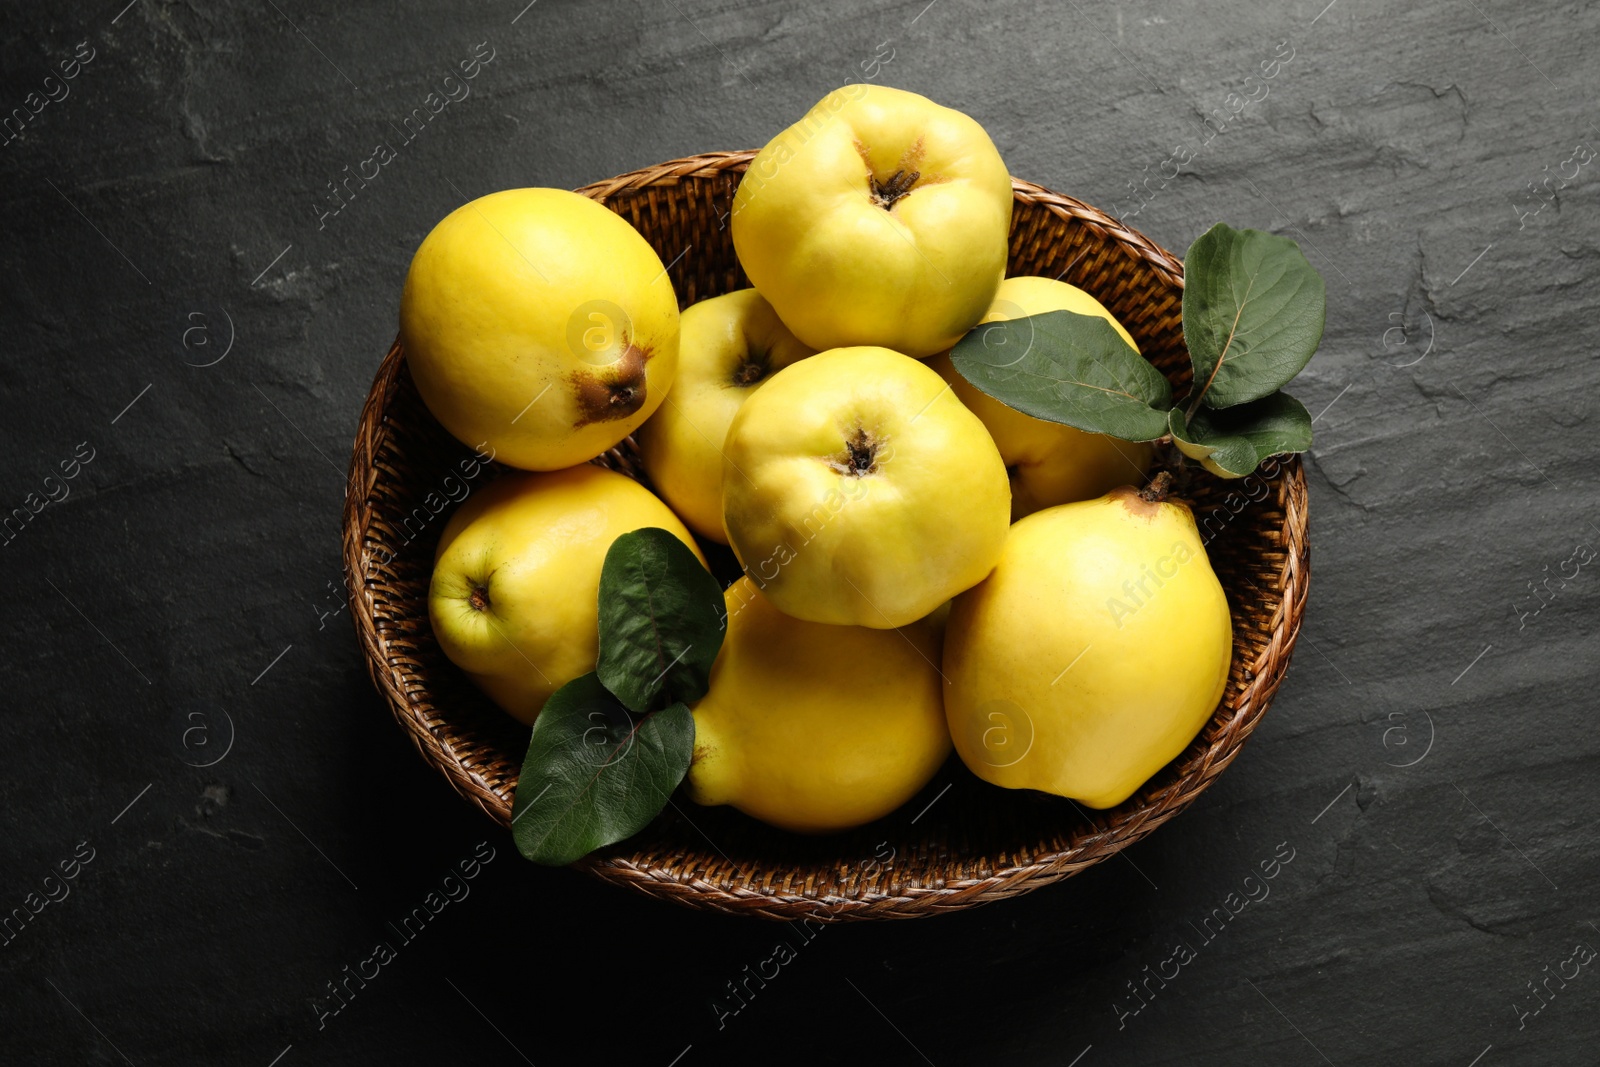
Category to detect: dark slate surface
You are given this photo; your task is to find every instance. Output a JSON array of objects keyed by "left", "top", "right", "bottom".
[{"left": 2, "top": 1, "right": 1596, "bottom": 1064}]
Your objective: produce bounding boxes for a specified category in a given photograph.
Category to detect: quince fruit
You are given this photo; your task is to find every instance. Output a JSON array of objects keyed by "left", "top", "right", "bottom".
[
  {"left": 731, "top": 84, "right": 1012, "bottom": 359},
  {"left": 636, "top": 289, "right": 814, "bottom": 543},
  {"left": 430, "top": 465, "right": 704, "bottom": 724},
  {"left": 401, "top": 188, "right": 679, "bottom": 471},
  {"left": 943, "top": 484, "right": 1232, "bottom": 808},
  {"left": 720, "top": 346, "right": 1010, "bottom": 629},
  {"left": 687, "top": 577, "right": 950, "bottom": 833}
]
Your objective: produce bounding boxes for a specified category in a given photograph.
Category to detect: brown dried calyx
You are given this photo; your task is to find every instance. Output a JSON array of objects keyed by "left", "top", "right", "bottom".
[
  {"left": 828, "top": 428, "right": 880, "bottom": 477},
  {"left": 733, "top": 349, "right": 768, "bottom": 386},
  {"left": 870, "top": 169, "right": 920, "bottom": 210},
  {"left": 573, "top": 343, "right": 649, "bottom": 425}
]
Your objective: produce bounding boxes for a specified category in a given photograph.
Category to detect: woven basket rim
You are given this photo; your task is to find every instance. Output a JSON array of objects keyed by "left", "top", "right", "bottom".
[{"left": 342, "top": 150, "right": 1309, "bottom": 921}]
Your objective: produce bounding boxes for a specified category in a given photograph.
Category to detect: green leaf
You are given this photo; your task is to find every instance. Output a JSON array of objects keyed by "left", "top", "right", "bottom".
[
  {"left": 1181, "top": 224, "right": 1326, "bottom": 412},
  {"left": 949, "top": 309, "right": 1174, "bottom": 442},
  {"left": 510, "top": 673, "right": 695, "bottom": 866},
  {"left": 1169, "top": 390, "right": 1313, "bottom": 479},
  {"left": 596, "top": 528, "right": 725, "bottom": 713}
]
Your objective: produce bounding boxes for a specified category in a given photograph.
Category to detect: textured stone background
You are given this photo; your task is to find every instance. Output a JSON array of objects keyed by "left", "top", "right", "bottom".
[{"left": 2, "top": 0, "right": 1596, "bottom": 1064}]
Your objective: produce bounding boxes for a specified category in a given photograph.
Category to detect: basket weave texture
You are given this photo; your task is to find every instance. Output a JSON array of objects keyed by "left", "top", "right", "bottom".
[{"left": 342, "top": 150, "right": 1309, "bottom": 921}]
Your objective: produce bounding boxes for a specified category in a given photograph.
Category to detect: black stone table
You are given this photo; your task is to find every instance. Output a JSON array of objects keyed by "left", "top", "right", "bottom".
[{"left": 2, "top": 1, "right": 1595, "bottom": 1064}]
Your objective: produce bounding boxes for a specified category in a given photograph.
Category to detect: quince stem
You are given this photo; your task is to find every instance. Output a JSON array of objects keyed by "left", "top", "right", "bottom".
[{"left": 1139, "top": 470, "right": 1174, "bottom": 503}]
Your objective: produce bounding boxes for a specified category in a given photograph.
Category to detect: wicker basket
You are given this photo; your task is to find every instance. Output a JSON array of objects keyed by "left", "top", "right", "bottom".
[{"left": 342, "top": 150, "right": 1309, "bottom": 921}]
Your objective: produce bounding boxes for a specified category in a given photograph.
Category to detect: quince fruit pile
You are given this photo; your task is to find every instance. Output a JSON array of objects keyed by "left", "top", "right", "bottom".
[{"left": 403, "top": 86, "right": 1232, "bottom": 836}]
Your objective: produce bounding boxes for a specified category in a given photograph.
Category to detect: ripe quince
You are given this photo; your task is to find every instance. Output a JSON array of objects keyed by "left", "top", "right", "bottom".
[
  {"left": 687, "top": 578, "right": 950, "bottom": 833},
  {"left": 943, "top": 485, "right": 1232, "bottom": 808},
  {"left": 731, "top": 84, "right": 1012, "bottom": 359},
  {"left": 636, "top": 289, "right": 814, "bottom": 543},
  {"left": 429, "top": 465, "right": 704, "bottom": 724},
  {"left": 401, "top": 188, "right": 679, "bottom": 471},
  {"left": 720, "top": 346, "right": 1010, "bottom": 629}
]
